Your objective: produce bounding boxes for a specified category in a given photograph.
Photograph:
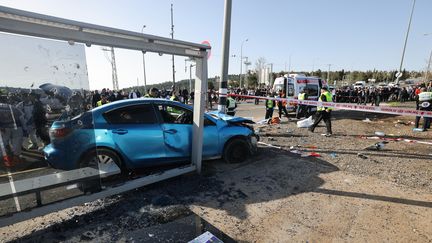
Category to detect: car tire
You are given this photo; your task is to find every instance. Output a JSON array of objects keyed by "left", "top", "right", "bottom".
[
  {"left": 223, "top": 138, "right": 250, "bottom": 164},
  {"left": 78, "top": 148, "right": 124, "bottom": 193}
]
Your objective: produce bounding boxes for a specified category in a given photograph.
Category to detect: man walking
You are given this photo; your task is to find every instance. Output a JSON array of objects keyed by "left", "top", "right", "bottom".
[{"left": 308, "top": 87, "right": 333, "bottom": 136}]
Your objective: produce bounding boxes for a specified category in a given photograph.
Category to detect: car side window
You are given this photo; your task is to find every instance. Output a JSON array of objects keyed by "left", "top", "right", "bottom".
[
  {"left": 287, "top": 84, "right": 295, "bottom": 96},
  {"left": 103, "top": 104, "right": 157, "bottom": 124},
  {"left": 156, "top": 104, "right": 192, "bottom": 124}
]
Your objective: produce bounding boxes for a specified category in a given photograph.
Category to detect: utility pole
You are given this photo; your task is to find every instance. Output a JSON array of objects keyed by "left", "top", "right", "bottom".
[
  {"left": 101, "top": 47, "right": 119, "bottom": 90},
  {"left": 327, "top": 64, "right": 332, "bottom": 83},
  {"left": 218, "top": 0, "right": 232, "bottom": 113},
  {"left": 170, "top": 3, "right": 176, "bottom": 89},
  {"left": 288, "top": 54, "right": 292, "bottom": 73},
  {"left": 396, "top": 0, "right": 416, "bottom": 84}
]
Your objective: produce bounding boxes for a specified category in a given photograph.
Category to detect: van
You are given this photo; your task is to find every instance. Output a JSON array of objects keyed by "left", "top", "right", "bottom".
[
  {"left": 272, "top": 74, "right": 326, "bottom": 112},
  {"left": 353, "top": 81, "right": 366, "bottom": 89}
]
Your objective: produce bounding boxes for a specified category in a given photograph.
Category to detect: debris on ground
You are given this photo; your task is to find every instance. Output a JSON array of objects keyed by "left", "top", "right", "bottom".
[
  {"left": 364, "top": 141, "right": 387, "bottom": 150},
  {"left": 357, "top": 153, "right": 368, "bottom": 159},
  {"left": 296, "top": 116, "right": 314, "bottom": 128},
  {"left": 257, "top": 141, "right": 281, "bottom": 149},
  {"left": 329, "top": 152, "right": 337, "bottom": 158},
  {"left": 362, "top": 118, "right": 372, "bottom": 122},
  {"left": 374, "top": 131, "right": 385, "bottom": 136},
  {"left": 412, "top": 128, "right": 424, "bottom": 132}
]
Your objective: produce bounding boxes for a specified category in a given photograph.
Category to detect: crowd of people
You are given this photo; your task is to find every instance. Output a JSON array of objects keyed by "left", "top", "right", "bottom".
[{"left": 333, "top": 83, "right": 432, "bottom": 106}]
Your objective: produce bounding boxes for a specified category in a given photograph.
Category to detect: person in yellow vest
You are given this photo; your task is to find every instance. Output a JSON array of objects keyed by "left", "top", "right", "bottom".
[
  {"left": 144, "top": 88, "right": 159, "bottom": 98},
  {"left": 96, "top": 94, "right": 110, "bottom": 107},
  {"left": 265, "top": 94, "right": 276, "bottom": 119},
  {"left": 414, "top": 88, "right": 432, "bottom": 131},
  {"left": 226, "top": 96, "right": 237, "bottom": 116},
  {"left": 308, "top": 87, "right": 333, "bottom": 136},
  {"left": 296, "top": 88, "right": 309, "bottom": 119}
]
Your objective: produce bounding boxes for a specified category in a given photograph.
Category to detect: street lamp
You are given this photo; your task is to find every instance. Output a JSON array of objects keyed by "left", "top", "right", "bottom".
[
  {"left": 396, "top": 0, "right": 416, "bottom": 84},
  {"left": 240, "top": 38, "right": 248, "bottom": 88},
  {"left": 141, "top": 25, "right": 148, "bottom": 94},
  {"left": 185, "top": 58, "right": 195, "bottom": 94}
]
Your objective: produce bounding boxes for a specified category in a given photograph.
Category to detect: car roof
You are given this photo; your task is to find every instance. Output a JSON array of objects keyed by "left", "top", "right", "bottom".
[{"left": 92, "top": 98, "right": 194, "bottom": 113}]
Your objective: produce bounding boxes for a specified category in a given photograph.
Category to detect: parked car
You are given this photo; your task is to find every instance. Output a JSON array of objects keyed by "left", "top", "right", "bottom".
[{"left": 43, "top": 98, "right": 259, "bottom": 174}]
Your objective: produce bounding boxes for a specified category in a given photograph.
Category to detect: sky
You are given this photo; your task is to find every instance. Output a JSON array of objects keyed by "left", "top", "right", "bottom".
[{"left": 0, "top": 0, "right": 431, "bottom": 90}]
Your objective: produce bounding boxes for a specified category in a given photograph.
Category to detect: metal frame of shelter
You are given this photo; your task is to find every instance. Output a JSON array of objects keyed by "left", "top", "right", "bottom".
[{"left": 0, "top": 6, "right": 209, "bottom": 227}]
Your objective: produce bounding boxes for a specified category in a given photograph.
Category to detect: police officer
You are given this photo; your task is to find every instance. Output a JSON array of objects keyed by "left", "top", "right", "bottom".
[
  {"left": 226, "top": 95, "right": 237, "bottom": 116},
  {"left": 265, "top": 94, "right": 276, "bottom": 119},
  {"left": 415, "top": 88, "right": 432, "bottom": 131},
  {"left": 296, "top": 88, "right": 309, "bottom": 119},
  {"left": 144, "top": 87, "right": 159, "bottom": 98},
  {"left": 308, "top": 87, "right": 333, "bottom": 136},
  {"left": 96, "top": 94, "right": 110, "bottom": 107}
]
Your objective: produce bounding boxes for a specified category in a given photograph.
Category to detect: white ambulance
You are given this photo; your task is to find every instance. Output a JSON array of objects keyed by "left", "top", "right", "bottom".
[{"left": 272, "top": 73, "right": 327, "bottom": 112}]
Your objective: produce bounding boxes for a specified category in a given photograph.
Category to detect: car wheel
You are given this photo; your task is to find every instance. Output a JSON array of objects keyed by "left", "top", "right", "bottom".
[
  {"left": 223, "top": 138, "right": 250, "bottom": 164},
  {"left": 78, "top": 148, "right": 123, "bottom": 193}
]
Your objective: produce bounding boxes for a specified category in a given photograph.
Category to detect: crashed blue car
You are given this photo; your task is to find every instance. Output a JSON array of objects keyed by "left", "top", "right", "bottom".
[{"left": 44, "top": 99, "right": 258, "bottom": 173}]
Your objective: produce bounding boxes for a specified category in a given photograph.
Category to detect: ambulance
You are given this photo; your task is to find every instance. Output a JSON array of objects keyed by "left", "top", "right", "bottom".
[{"left": 272, "top": 73, "right": 327, "bottom": 112}]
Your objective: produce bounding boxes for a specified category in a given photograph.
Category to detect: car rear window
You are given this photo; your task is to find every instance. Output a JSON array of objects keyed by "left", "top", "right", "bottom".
[{"left": 103, "top": 104, "right": 157, "bottom": 124}]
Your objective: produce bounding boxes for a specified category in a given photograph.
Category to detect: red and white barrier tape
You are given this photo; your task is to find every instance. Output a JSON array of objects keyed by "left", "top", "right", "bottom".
[
  {"left": 359, "top": 136, "right": 432, "bottom": 145},
  {"left": 227, "top": 94, "right": 432, "bottom": 118}
]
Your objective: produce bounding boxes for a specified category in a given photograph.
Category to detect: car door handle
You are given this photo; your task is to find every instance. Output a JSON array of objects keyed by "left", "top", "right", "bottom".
[
  {"left": 112, "top": 129, "right": 128, "bottom": 135},
  {"left": 164, "top": 129, "right": 177, "bottom": 134}
]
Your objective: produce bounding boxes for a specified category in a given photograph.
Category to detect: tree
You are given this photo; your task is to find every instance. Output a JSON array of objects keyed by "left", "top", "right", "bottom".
[
  {"left": 247, "top": 70, "right": 258, "bottom": 88},
  {"left": 255, "top": 57, "right": 267, "bottom": 84}
]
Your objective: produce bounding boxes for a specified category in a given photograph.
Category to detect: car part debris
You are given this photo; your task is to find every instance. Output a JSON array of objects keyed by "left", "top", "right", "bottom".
[
  {"left": 189, "top": 231, "right": 223, "bottom": 243},
  {"left": 362, "top": 118, "right": 372, "bottom": 122},
  {"left": 330, "top": 152, "right": 337, "bottom": 158},
  {"left": 357, "top": 153, "right": 368, "bottom": 159},
  {"left": 258, "top": 141, "right": 281, "bottom": 149},
  {"left": 374, "top": 131, "right": 385, "bottom": 136},
  {"left": 301, "top": 152, "right": 321, "bottom": 157},
  {"left": 412, "top": 128, "right": 424, "bottom": 132},
  {"left": 365, "top": 141, "right": 387, "bottom": 150}
]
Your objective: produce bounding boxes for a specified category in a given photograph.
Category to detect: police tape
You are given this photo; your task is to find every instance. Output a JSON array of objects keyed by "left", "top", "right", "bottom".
[
  {"left": 359, "top": 136, "right": 432, "bottom": 146},
  {"left": 227, "top": 94, "right": 432, "bottom": 118}
]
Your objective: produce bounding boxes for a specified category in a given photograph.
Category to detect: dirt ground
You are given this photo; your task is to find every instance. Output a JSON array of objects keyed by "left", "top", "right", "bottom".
[{"left": 0, "top": 102, "right": 431, "bottom": 242}]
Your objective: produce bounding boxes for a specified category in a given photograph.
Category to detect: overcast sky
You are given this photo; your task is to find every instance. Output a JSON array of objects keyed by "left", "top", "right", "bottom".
[{"left": 0, "top": 0, "right": 431, "bottom": 90}]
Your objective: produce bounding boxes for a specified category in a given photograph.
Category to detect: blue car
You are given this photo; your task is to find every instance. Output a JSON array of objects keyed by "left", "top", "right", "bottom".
[{"left": 43, "top": 99, "right": 258, "bottom": 173}]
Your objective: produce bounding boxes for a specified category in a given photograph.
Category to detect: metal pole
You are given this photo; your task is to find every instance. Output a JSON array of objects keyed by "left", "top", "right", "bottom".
[
  {"left": 396, "top": 0, "right": 416, "bottom": 84},
  {"left": 171, "top": 3, "right": 176, "bottom": 88},
  {"left": 240, "top": 38, "right": 248, "bottom": 88},
  {"left": 191, "top": 58, "right": 207, "bottom": 174},
  {"left": 240, "top": 43, "right": 243, "bottom": 88},
  {"left": 142, "top": 52, "right": 147, "bottom": 94},
  {"left": 425, "top": 49, "right": 432, "bottom": 81},
  {"left": 327, "top": 64, "right": 331, "bottom": 82},
  {"left": 189, "top": 64, "right": 195, "bottom": 94},
  {"left": 141, "top": 25, "right": 148, "bottom": 95},
  {"left": 218, "top": 0, "right": 232, "bottom": 113}
]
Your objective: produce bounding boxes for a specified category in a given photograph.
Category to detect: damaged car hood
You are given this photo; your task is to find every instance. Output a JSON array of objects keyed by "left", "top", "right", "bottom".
[{"left": 207, "top": 111, "right": 254, "bottom": 124}]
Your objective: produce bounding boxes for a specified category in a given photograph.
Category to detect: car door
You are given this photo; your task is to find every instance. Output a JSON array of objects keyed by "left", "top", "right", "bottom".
[
  {"left": 103, "top": 103, "right": 166, "bottom": 167},
  {"left": 154, "top": 103, "right": 219, "bottom": 162}
]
